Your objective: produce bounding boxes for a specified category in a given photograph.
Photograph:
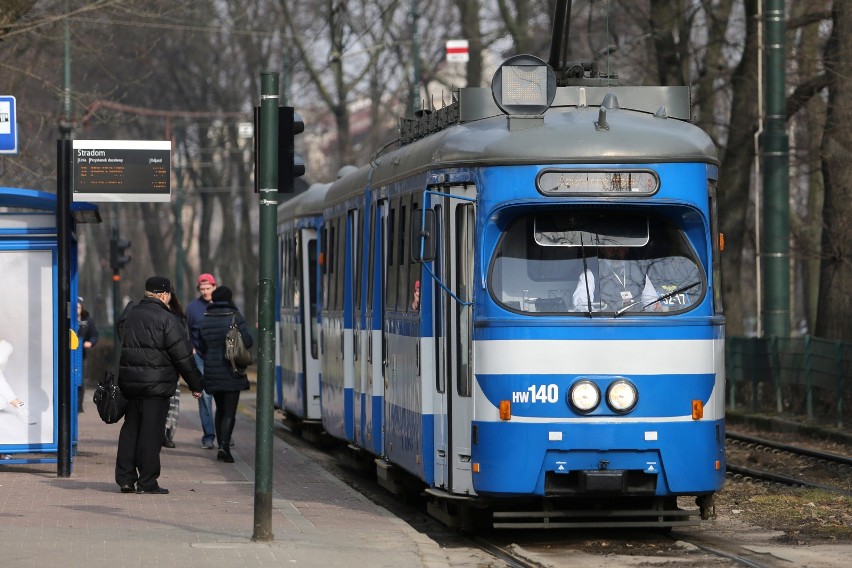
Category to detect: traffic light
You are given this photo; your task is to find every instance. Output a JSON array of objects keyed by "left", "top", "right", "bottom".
[
  {"left": 279, "top": 106, "right": 305, "bottom": 193},
  {"left": 253, "top": 105, "right": 306, "bottom": 193},
  {"left": 110, "top": 237, "right": 131, "bottom": 270}
]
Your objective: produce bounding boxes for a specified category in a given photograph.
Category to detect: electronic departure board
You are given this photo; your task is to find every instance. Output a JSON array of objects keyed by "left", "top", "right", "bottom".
[{"left": 72, "top": 140, "right": 171, "bottom": 202}]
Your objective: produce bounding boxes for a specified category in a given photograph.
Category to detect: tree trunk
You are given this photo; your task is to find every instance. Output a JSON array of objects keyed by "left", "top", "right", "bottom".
[
  {"left": 792, "top": 1, "right": 829, "bottom": 335},
  {"left": 457, "top": 0, "right": 483, "bottom": 87},
  {"left": 718, "top": 0, "right": 760, "bottom": 337},
  {"left": 817, "top": 2, "right": 852, "bottom": 341}
]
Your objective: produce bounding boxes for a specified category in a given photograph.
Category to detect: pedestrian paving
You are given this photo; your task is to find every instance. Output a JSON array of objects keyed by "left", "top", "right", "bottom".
[{"left": 0, "top": 392, "right": 452, "bottom": 568}]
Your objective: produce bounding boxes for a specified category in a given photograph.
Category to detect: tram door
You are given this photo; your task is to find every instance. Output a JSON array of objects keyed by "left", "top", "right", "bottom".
[
  {"left": 300, "top": 228, "right": 321, "bottom": 420},
  {"left": 365, "top": 200, "right": 386, "bottom": 454},
  {"left": 350, "top": 209, "right": 366, "bottom": 445},
  {"left": 434, "top": 185, "right": 476, "bottom": 494}
]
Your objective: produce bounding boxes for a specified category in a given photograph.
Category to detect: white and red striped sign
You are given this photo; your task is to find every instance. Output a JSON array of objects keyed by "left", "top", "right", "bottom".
[{"left": 446, "top": 40, "right": 469, "bottom": 63}]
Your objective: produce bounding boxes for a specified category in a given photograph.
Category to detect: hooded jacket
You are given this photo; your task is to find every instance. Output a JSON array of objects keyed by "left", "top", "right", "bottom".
[
  {"left": 117, "top": 296, "right": 202, "bottom": 398},
  {"left": 198, "top": 300, "right": 253, "bottom": 394}
]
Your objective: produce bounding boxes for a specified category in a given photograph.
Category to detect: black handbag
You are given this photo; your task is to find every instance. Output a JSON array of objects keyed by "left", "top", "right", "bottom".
[
  {"left": 93, "top": 369, "right": 127, "bottom": 424},
  {"left": 225, "top": 313, "right": 253, "bottom": 372}
]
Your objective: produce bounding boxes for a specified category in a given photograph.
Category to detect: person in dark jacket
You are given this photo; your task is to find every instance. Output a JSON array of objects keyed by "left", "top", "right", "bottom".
[
  {"left": 76, "top": 297, "right": 99, "bottom": 412},
  {"left": 198, "top": 286, "right": 253, "bottom": 464},
  {"left": 115, "top": 276, "right": 203, "bottom": 494}
]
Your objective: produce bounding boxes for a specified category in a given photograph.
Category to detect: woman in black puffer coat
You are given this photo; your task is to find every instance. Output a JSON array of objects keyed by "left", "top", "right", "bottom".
[{"left": 198, "top": 286, "right": 253, "bottom": 463}]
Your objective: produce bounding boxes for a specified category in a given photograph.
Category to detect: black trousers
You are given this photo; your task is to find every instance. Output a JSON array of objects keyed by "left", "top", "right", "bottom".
[
  {"left": 212, "top": 391, "right": 240, "bottom": 450},
  {"left": 115, "top": 397, "right": 170, "bottom": 490}
]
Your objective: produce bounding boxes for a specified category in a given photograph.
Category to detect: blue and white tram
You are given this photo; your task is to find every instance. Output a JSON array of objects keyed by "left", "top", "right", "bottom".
[
  {"left": 276, "top": 182, "right": 330, "bottom": 427},
  {"left": 288, "top": 55, "right": 725, "bottom": 528}
]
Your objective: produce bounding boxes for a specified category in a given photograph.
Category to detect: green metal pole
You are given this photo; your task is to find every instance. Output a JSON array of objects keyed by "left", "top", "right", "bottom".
[
  {"left": 761, "top": 0, "right": 791, "bottom": 338},
  {"left": 252, "top": 72, "right": 279, "bottom": 543},
  {"left": 174, "top": 158, "right": 184, "bottom": 301}
]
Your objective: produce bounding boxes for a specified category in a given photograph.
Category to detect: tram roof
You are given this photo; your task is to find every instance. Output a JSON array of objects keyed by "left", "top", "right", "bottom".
[
  {"left": 325, "top": 86, "right": 717, "bottom": 207},
  {"left": 278, "top": 182, "right": 331, "bottom": 222}
]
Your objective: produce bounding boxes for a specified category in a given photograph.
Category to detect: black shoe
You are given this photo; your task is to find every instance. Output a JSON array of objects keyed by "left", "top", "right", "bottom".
[
  {"left": 136, "top": 486, "right": 169, "bottom": 495},
  {"left": 162, "top": 438, "right": 175, "bottom": 448},
  {"left": 119, "top": 484, "right": 136, "bottom": 493},
  {"left": 217, "top": 449, "right": 226, "bottom": 461},
  {"left": 222, "top": 448, "right": 234, "bottom": 463}
]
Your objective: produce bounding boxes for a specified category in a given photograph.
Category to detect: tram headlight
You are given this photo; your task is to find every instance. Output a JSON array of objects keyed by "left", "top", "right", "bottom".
[
  {"left": 606, "top": 379, "right": 638, "bottom": 413},
  {"left": 568, "top": 380, "right": 600, "bottom": 414}
]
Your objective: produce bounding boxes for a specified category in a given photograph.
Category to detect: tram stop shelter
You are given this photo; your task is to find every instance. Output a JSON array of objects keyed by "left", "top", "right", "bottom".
[{"left": 0, "top": 187, "right": 100, "bottom": 464}]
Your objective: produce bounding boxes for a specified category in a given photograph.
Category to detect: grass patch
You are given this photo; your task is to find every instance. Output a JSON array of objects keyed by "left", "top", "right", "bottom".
[{"left": 745, "top": 489, "right": 852, "bottom": 540}]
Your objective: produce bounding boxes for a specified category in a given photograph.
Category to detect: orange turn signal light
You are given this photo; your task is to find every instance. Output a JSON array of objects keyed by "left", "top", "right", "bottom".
[
  {"left": 719, "top": 232, "right": 725, "bottom": 251},
  {"left": 499, "top": 400, "right": 511, "bottom": 421},
  {"left": 692, "top": 400, "right": 704, "bottom": 420},
  {"left": 715, "top": 460, "right": 721, "bottom": 470},
  {"left": 473, "top": 463, "right": 480, "bottom": 473}
]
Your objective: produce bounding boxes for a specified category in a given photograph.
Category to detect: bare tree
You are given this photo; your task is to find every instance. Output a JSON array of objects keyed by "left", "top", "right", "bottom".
[
  {"left": 279, "top": 0, "right": 393, "bottom": 170},
  {"left": 0, "top": 0, "right": 39, "bottom": 39},
  {"left": 789, "top": 0, "right": 830, "bottom": 335}
]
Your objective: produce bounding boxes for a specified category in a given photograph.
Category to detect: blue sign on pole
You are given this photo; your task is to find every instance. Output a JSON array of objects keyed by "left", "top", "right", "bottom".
[{"left": 0, "top": 96, "right": 18, "bottom": 155}]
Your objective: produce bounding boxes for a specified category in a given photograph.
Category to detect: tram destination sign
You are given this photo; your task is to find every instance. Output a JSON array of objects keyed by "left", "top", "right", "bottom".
[{"left": 72, "top": 140, "right": 171, "bottom": 202}]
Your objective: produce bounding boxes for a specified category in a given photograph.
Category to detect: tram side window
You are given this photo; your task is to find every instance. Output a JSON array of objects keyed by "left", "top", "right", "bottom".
[
  {"left": 288, "top": 233, "right": 298, "bottom": 308},
  {"left": 398, "top": 200, "right": 408, "bottom": 313},
  {"left": 336, "top": 217, "right": 346, "bottom": 310},
  {"left": 367, "top": 202, "right": 377, "bottom": 313},
  {"left": 709, "top": 180, "right": 723, "bottom": 315},
  {"left": 387, "top": 201, "right": 398, "bottom": 311},
  {"left": 409, "top": 202, "right": 422, "bottom": 312},
  {"left": 294, "top": 232, "right": 303, "bottom": 309},
  {"left": 354, "top": 211, "right": 363, "bottom": 312},
  {"left": 308, "top": 237, "right": 319, "bottom": 356},
  {"left": 280, "top": 233, "right": 290, "bottom": 309},
  {"left": 328, "top": 224, "right": 336, "bottom": 310},
  {"left": 457, "top": 204, "right": 474, "bottom": 397},
  {"left": 320, "top": 227, "right": 327, "bottom": 309}
]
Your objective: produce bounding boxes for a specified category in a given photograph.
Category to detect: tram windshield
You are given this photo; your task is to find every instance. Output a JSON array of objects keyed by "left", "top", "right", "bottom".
[{"left": 490, "top": 211, "right": 704, "bottom": 315}]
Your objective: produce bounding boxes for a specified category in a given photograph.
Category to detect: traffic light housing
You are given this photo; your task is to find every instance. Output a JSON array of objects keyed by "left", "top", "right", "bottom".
[
  {"left": 279, "top": 106, "right": 305, "bottom": 193},
  {"left": 253, "top": 105, "right": 306, "bottom": 193},
  {"left": 110, "top": 237, "right": 131, "bottom": 270}
]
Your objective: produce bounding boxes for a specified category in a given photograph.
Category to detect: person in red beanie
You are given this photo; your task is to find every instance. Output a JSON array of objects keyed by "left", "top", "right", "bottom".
[{"left": 186, "top": 273, "right": 218, "bottom": 448}]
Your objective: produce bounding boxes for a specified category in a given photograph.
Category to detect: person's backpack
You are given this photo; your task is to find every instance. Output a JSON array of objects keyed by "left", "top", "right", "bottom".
[
  {"left": 225, "top": 312, "right": 253, "bottom": 372},
  {"left": 93, "top": 369, "right": 127, "bottom": 424}
]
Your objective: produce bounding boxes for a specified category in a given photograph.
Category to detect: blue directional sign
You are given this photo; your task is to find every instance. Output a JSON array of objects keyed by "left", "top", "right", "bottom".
[{"left": 0, "top": 96, "right": 18, "bottom": 154}]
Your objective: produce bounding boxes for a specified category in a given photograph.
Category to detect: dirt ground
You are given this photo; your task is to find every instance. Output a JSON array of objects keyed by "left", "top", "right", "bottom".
[{"left": 717, "top": 419, "right": 852, "bottom": 544}]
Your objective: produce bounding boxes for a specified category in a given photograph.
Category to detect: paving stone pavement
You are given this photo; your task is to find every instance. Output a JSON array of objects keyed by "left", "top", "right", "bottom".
[{"left": 0, "top": 392, "right": 453, "bottom": 568}]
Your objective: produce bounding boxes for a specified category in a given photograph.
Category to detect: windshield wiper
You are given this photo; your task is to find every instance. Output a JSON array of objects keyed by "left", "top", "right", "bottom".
[
  {"left": 614, "top": 281, "right": 701, "bottom": 318},
  {"left": 579, "top": 233, "right": 593, "bottom": 317}
]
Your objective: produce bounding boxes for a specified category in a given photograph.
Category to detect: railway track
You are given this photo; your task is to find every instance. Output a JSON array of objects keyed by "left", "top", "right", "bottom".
[
  {"left": 253, "top": 402, "right": 845, "bottom": 567},
  {"left": 725, "top": 430, "right": 852, "bottom": 493}
]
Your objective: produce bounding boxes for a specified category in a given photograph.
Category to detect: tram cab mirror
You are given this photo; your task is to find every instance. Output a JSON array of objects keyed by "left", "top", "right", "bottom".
[{"left": 411, "top": 208, "right": 436, "bottom": 262}]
